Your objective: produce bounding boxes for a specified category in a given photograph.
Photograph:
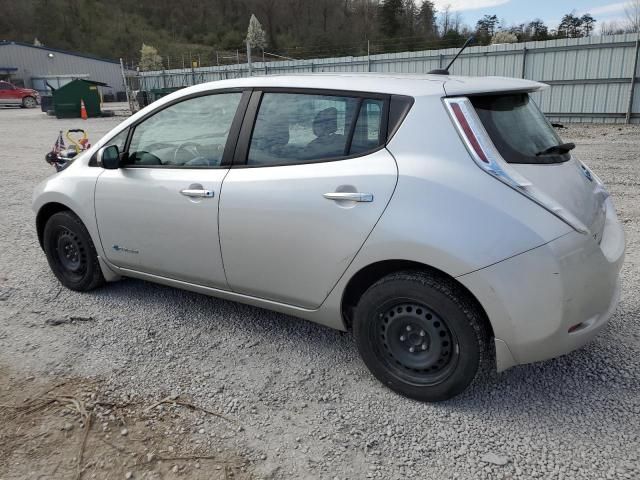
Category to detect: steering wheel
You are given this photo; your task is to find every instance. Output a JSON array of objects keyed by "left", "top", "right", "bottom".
[
  {"left": 173, "top": 141, "right": 203, "bottom": 165},
  {"left": 131, "top": 150, "right": 162, "bottom": 165}
]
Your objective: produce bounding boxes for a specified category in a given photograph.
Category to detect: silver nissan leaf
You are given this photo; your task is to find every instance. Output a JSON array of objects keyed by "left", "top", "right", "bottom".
[{"left": 32, "top": 74, "right": 625, "bottom": 401}]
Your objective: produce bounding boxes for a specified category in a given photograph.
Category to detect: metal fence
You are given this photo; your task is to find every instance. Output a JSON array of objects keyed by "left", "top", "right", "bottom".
[{"left": 136, "top": 33, "right": 640, "bottom": 124}]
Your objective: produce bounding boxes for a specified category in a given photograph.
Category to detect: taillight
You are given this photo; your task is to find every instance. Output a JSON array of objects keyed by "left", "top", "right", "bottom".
[
  {"left": 444, "top": 97, "right": 588, "bottom": 234},
  {"left": 450, "top": 103, "right": 488, "bottom": 163}
]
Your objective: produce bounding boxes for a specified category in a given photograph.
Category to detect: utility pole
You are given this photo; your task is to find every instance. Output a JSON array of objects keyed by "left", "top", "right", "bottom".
[
  {"left": 246, "top": 40, "right": 252, "bottom": 77},
  {"left": 367, "top": 39, "right": 371, "bottom": 72},
  {"left": 626, "top": 33, "right": 640, "bottom": 124},
  {"left": 119, "top": 58, "right": 132, "bottom": 114}
]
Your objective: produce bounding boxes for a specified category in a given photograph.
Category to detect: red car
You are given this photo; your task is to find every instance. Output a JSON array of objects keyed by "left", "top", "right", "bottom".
[{"left": 0, "top": 81, "right": 39, "bottom": 108}]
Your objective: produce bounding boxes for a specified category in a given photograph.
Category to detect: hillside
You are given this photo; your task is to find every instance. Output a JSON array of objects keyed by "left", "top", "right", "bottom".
[
  {"left": 0, "top": 0, "right": 442, "bottom": 67},
  {"left": 1, "top": 1, "right": 604, "bottom": 69}
]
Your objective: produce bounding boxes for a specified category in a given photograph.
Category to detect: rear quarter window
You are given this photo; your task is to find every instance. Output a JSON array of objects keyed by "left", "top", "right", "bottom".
[{"left": 471, "top": 93, "right": 569, "bottom": 164}]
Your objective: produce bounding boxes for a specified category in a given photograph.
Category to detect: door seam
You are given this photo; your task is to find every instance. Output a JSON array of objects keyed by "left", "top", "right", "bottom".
[{"left": 317, "top": 146, "right": 401, "bottom": 308}]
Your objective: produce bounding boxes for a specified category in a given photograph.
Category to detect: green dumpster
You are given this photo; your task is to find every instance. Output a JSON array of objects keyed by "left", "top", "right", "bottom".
[{"left": 52, "top": 79, "right": 107, "bottom": 119}]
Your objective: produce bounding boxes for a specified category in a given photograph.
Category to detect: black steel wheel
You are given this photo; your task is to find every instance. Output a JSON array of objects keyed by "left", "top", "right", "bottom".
[
  {"left": 353, "top": 270, "right": 491, "bottom": 402},
  {"left": 43, "top": 211, "right": 104, "bottom": 291},
  {"left": 377, "top": 301, "right": 459, "bottom": 386}
]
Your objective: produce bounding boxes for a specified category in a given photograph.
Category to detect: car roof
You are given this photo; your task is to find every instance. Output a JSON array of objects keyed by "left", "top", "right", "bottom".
[{"left": 164, "top": 73, "right": 545, "bottom": 99}]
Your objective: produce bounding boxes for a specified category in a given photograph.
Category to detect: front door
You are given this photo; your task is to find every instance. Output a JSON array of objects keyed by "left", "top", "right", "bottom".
[
  {"left": 219, "top": 91, "right": 398, "bottom": 308},
  {"left": 95, "top": 91, "right": 247, "bottom": 288}
]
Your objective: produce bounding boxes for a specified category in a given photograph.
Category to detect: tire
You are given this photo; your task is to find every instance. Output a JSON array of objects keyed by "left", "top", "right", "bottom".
[
  {"left": 43, "top": 211, "right": 105, "bottom": 291},
  {"left": 21, "top": 96, "right": 37, "bottom": 108},
  {"left": 353, "top": 270, "right": 492, "bottom": 402}
]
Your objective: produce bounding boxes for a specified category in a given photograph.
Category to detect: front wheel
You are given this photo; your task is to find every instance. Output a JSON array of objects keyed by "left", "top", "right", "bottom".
[
  {"left": 43, "top": 211, "right": 105, "bottom": 291},
  {"left": 21, "top": 96, "right": 37, "bottom": 108},
  {"left": 353, "top": 271, "right": 492, "bottom": 402}
]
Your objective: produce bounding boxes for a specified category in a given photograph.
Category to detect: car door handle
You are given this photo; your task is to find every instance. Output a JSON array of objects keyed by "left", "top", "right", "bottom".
[
  {"left": 180, "top": 188, "right": 214, "bottom": 198},
  {"left": 323, "top": 192, "right": 374, "bottom": 202}
]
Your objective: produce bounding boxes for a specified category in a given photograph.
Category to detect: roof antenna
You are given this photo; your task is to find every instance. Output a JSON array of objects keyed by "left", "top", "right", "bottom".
[{"left": 428, "top": 36, "right": 475, "bottom": 75}]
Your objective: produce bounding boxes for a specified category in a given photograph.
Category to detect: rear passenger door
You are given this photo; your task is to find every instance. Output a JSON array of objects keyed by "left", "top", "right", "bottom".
[{"left": 218, "top": 90, "right": 398, "bottom": 309}]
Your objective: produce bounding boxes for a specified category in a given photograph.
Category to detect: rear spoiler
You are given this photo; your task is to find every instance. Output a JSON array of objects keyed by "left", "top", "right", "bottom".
[{"left": 443, "top": 76, "right": 548, "bottom": 97}]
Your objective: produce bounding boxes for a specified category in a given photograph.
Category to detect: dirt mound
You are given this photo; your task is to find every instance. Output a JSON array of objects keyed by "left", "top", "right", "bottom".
[{"left": 0, "top": 366, "right": 250, "bottom": 479}]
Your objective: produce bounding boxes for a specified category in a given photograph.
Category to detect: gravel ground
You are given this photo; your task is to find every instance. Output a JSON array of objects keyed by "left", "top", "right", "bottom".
[{"left": 1, "top": 106, "right": 639, "bottom": 480}]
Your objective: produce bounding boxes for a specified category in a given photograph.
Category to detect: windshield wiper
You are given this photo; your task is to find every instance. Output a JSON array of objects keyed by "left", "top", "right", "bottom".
[{"left": 535, "top": 142, "right": 575, "bottom": 156}]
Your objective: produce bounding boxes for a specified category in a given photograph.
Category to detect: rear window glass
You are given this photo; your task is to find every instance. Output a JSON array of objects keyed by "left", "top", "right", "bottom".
[{"left": 471, "top": 93, "right": 569, "bottom": 164}]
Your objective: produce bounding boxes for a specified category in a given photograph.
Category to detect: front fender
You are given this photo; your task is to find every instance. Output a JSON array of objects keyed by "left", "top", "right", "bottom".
[{"left": 32, "top": 164, "right": 104, "bottom": 258}]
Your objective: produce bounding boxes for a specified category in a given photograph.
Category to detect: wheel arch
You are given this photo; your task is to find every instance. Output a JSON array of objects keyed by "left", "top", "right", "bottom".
[
  {"left": 340, "top": 259, "right": 494, "bottom": 338},
  {"left": 36, "top": 202, "right": 72, "bottom": 250}
]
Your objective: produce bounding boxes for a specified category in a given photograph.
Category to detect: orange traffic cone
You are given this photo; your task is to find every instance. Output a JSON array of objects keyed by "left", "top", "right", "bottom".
[{"left": 80, "top": 99, "right": 88, "bottom": 120}]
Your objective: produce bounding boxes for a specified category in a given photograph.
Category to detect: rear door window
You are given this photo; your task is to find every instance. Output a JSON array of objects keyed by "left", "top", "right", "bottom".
[
  {"left": 247, "top": 92, "right": 385, "bottom": 166},
  {"left": 470, "top": 93, "right": 569, "bottom": 164}
]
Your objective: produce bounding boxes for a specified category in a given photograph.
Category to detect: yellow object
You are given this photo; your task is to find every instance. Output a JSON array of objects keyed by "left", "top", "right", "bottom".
[{"left": 66, "top": 129, "right": 89, "bottom": 154}]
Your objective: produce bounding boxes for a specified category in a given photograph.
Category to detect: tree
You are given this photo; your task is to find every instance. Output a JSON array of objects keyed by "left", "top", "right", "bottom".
[
  {"left": 626, "top": 0, "right": 640, "bottom": 32},
  {"left": 246, "top": 13, "right": 267, "bottom": 49},
  {"left": 253, "top": 0, "right": 279, "bottom": 50},
  {"left": 442, "top": 27, "right": 464, "bottom": 45},
  {"left": 380, "top": 0, "right": 404, "bottom": 38},
  {"left": 492, "top": 31, "right": 518, "bottom": 44},
  {"left": 580, "top": 14, "right": 596, "bottom": 36},
  {"left": 600, "top": 20, "right": 627, "bottom": 35},
  {"left": 439, "top": 4, "right": 452, "bottom": 36},
  {"left": 452, "top": 11, "right": 463, "bottom": 34},
  {"left": 505, "top": 23, "right": 526, "bottom": 41},
  {"left": 476, "top": 14, "right": 499, "bottom": 43},
  {"left": 418, "top": 0, "right": 437, "bottom": 38},
  {"left": 557, "top": 13, "right": 583, "bottom": 38},
  {"left": 527, "top": 19, "right": 549, "bottom": 40},
  {"left": 139, "top": 43, "right": 162, "bottom": 71}
]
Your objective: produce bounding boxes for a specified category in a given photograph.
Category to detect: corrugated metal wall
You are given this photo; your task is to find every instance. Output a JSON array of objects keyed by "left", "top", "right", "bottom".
[
  {"left": 0, "top": 42, "right": 127, "bottom": 95},
  {"left": 138, "top": 33, "right": 640, "bottom": 124}
]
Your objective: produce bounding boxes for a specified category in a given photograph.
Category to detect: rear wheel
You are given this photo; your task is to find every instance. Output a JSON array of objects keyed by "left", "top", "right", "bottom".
[
  {"left": 21, "top": 96, "right": 37, "bottom": 108},
  {"left": 43, "top": 211, "right": 104, "bottom": 291},
  {"left": 353, "top": 270, "right": 491, "bottom": 402}
]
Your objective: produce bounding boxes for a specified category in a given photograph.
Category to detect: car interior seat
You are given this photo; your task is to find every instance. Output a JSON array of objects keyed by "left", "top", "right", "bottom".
[{"left": 306, "top": 107, "right": 346, "bottom": 158}]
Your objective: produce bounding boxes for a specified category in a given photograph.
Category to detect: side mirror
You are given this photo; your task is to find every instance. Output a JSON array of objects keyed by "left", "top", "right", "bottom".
[{"left": 98, "top": 145, "right": 120, "bottom": 169}]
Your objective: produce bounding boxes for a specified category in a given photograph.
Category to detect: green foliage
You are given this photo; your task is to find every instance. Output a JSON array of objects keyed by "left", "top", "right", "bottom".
[
  {"left": 475, "top": 14, "right": 499, "bottom": 44},
  {"left": 556, "top": 13, "right": 596, "bottom": 38},
  {"left": 527, "top": 19, "right": 549, "bottom": 41},
  {"left": 380, "top": 0, "right": 404, "bottom": 38},
  {"left": 418, "top": 1, "right": 438, "bottom": 38}
]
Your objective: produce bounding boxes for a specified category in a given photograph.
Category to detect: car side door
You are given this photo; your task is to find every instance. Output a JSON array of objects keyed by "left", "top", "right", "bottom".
[
  {"left": 94, "top": 89, "right": 249, "bottom": 288},
  {"left": 0, "top": 82, "right": 18, "bottom": 104},
  {"left": 218, "top": 89, "right": 398, "bottom": 309}
]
